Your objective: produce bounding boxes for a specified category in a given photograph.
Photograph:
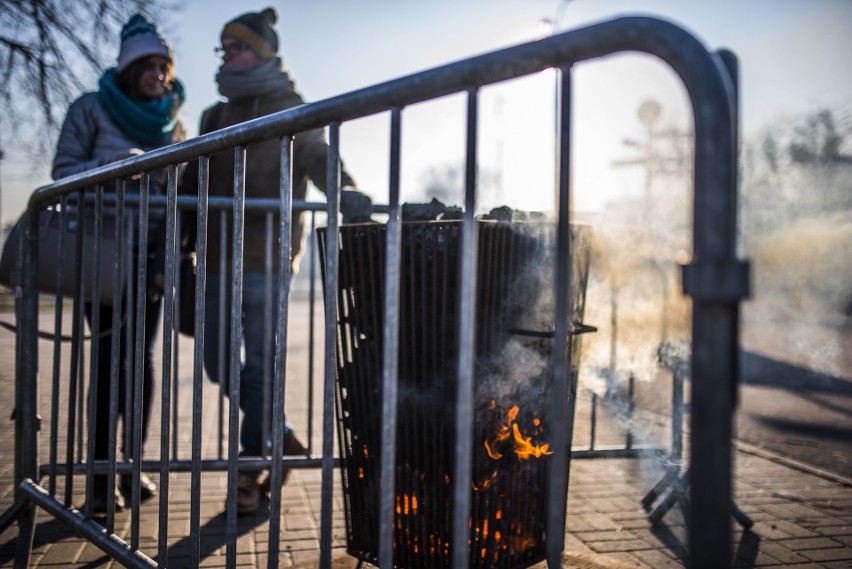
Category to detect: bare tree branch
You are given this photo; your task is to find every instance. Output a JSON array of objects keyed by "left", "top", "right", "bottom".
[{"left": 0, "top": 0, "right": 178, "bottom": 156}]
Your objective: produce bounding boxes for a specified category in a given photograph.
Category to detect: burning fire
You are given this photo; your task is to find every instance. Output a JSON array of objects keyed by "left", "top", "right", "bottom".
[
  {"left": 484, "top": 403, "right": 551, "bottom": 461},
  {"left": 382, "top": 401, "right": 548, "bottom": 565}
]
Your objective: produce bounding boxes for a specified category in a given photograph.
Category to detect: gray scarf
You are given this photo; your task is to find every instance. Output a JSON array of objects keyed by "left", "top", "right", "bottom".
[{"left": 216, "top": 57, "right": 294, "bottom": 100}]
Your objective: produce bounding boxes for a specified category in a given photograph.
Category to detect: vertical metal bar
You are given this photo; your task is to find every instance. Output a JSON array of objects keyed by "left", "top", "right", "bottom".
[
  {"left": 107, "top": 179, "right": 126, "bottom": 533},
  {"left": 547, "top": 64, "right": 574, "bottom": 569},
  {"left": 77, "top": 293, "right": 86, "bottom": 466},
  {"left": 226, "top": 146, "right": 247, "bottom": 567},
  {"left": 263, "top": 211, "right": 274, "bottom": 456},
  {"left": 218, "top": 210, "right": 227, "bottom": 460},
  {"left": 672, "top": 369, "right": 684, "bottom": 462},
  {"left": 307, "top": 210, "right": 317, "bottom": 455},
  {"left": 125, "top": 210, "right": 137, "bottom": 465},
  {"left": 48, "top": 196, "right": 67, "bottom": 497},
  {"left": 320, "top": 122, "right": 342, "bottom": 569},
  {"left": 589, "top": 393, "right": 597, "bottom": 451},
  {"left": 190, "top": 156, "right": 210, "bottom": 569},
  {"left": 268, "top": 135, "right": 293, "bottom": 569},
  {"left": 626, "top": 373, "right": 635, "bottom": 450},
  {"left": 688, "top": 49, "right": 739, "bottom": 569},
  {"left": 131, "top": 173, "right": 151, "bottom": 549},
  {"left": 14, "top": 205, "right": 41, "bottom": 568},
  {"left": 85, "top": 185, "right": 104, "bottom": 518},
  {"left": 65, "top": 189, "right": 86, "bottom": 505},
  {"left": 77, "top": 206, "right": 93, "bottom": 468},
  {"left": 378, "top": 107, "right": 403, "bottom": 569},
  {"left": 157, "top": 165, "right": 179, "bottom": 565},
  {"left": 452, "top": 87, "right": 479, "bottom": 569},
  {"left": 172, "top": 211, "right": 181, "bottom": 458}
]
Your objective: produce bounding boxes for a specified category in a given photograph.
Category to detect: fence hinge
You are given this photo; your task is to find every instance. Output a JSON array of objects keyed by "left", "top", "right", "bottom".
[{"left": 681, "top": 260, "right": 750, "bottom": 301}]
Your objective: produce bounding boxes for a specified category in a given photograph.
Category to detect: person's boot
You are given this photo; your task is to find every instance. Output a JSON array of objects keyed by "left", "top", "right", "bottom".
[
  {"left": 261, "top": 431, "right": 308, "bottom": 495},
  {"left": 120, "top": 472, "right": 158, "bottom": 504},
  {"left": 236, "top": 474, "right": 261, "bottom": 515},
  {"left": 89, "top": 475, "right": 125, "bottom": 515}
]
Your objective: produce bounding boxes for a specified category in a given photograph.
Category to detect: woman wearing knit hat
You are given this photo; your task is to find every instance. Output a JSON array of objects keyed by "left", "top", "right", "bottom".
[
  {"left": 52, "top": 13, "right": 186, "bottom": 516},
  {"left": 180, "top": 6, "right": 371, "bottom": 516}
]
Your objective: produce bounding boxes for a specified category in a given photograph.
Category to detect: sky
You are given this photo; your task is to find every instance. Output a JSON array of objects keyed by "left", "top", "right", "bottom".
[{"left": 1, "top": 0, "right": 850, "bottom": 224}]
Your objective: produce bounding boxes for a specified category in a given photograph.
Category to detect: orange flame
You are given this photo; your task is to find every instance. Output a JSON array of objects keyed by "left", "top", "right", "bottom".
[
  {"left": 512, "top": 423, "right": 552, "bottom": 460},
  {"left": 484, "top": 404, "right": 551, "bottom": 460},
  {"left": 484, "top": 439, "right": 503, "bottom": 460}
]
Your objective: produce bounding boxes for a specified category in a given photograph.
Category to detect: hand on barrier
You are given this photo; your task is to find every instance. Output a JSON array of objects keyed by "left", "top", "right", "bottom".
[
  {"left": 101, "top": 148, "right": 144, "bottom": 165},
  {"left": 339, "top": 188, "right": 373, "bottom": 224}
]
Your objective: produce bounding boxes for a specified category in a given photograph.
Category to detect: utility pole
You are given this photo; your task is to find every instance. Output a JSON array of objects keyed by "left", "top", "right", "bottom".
[
  {"left": 612, "top": 99, "right": 692, "bottom": 349},
  {"left": 612, "top": 99, "right": 692, "bottom": 223}
]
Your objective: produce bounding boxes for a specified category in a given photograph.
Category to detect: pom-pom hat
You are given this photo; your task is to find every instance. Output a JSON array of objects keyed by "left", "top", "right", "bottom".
[
  {"left": 221, "top": 7, "right": 279, "bottom": 60},
  {"left": 117, "top": 13, "right": 173, "bottom": 72}
]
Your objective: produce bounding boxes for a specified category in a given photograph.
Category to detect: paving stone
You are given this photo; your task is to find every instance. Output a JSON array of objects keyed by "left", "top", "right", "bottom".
[
  {"left": 631, "top": 548, "right": 685, "bottom": 568},
  {"left": 801, "top": 547, "right": 852, "bottom": 562}
]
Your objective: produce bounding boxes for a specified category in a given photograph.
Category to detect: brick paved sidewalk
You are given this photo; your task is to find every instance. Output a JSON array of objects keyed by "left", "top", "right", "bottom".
[{"left": 0, "top": 303, "right": 850, "bottom": 568}]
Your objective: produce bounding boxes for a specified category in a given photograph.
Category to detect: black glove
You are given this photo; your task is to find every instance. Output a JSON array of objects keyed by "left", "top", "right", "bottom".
[{"left": 339, "top": 190, "right": 373, "bottom": 224}]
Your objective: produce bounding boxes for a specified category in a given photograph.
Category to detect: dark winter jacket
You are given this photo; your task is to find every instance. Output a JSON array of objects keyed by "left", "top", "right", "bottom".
[
  {"left": 53, "top": 92, "right": 186, "bottom": 244},
  {"left": 180, "top": 88, "right": 355, "bottom": 273}
]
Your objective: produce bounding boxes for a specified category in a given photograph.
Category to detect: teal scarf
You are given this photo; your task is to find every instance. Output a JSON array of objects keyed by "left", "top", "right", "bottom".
[{"left": 98, "top": 67, "right": 185, "bottom": 144}]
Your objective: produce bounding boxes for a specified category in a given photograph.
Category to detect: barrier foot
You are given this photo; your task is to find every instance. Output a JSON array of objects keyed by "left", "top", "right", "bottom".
[{"left": 644, "top": 468, "right": 751, "bottom": 529}]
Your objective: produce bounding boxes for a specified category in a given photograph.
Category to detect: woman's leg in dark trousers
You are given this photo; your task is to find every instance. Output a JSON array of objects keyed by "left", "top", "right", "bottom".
[{"left": 86, "top": 288, "right": 161, "bottom": 509}]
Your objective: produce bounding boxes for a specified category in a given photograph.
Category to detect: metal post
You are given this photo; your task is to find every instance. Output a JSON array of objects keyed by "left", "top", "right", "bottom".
[
  {"left": 452, "top": 87, "right": 479, "bottom": 569},
  {"left": 189, "top": 156, "right": 210, "bottom": 569},
  {"left": 157, "top": 165, "right": 179, "bottom": 565},
  {"left": 267, "top": 135, "right": 293, "bottom": 569},
  {"left": 319, "top": 123, "right": 342, "bottom": 569},
  {"left": 226, "top": 146, "right": 247, "bottom": 568},
  {"left": 14, "top": 205, "right": 41, "bottom": 568},
  {"left": 546, "top": 64, "right": 574, "bottom": 569},
  {"left": 378, "top": 107, "right": 403, "bottom": 569}
]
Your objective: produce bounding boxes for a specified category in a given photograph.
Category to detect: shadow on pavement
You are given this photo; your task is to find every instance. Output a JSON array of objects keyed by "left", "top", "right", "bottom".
[
  {"left": 741, "top": 351, "right": 852, "bottom": 396},
  {"left": 756, "top": 415, "right": 852, "bottom": 441},
  {"left": 733, "top": 529, "right": 761, "bottom": 568},
  {"left": 650, "top": 522, "right": 688, "bottom": 560},
  {"left": 157, "top": 504, "right": 269, "bottom": 568}
]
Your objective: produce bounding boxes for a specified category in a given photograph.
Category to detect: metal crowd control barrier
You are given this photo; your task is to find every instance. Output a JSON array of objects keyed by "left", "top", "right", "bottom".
[{"left": 0, "top": 15, "right": 747, "bottom": 569}]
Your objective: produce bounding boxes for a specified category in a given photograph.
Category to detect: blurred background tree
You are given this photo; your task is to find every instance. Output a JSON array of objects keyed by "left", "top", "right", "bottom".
[{"left": 0, "top": 0, "right": 176, "bottom": 156}]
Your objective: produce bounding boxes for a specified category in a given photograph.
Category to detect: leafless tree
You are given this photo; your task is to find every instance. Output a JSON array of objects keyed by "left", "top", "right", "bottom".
[{"left": 0, "top": 0, "right": 176, "bottom": 155}]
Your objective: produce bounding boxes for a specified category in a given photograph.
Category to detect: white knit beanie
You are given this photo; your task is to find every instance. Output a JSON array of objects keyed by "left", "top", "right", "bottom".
[{"left": 117, "top": 13, "right": 173, "bottom": 72}]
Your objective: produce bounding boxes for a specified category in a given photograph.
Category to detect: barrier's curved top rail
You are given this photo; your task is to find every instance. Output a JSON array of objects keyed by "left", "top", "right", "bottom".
[{"left": 29, "top": 15, "right": 734, "bottom": 262}]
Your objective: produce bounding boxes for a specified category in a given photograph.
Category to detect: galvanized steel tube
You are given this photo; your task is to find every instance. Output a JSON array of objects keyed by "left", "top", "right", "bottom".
[
  {"left": 452, "top": 87, "right": 479, "bottom": 569},
  {"left": 378, "top": 107, "right": 403, "bottom": 569}
]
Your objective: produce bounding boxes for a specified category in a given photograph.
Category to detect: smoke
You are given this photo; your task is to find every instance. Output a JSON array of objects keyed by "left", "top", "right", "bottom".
[
  {"left": 579, "top": 176, "right": 693, "bottom": 398},
  {"left": 742, "top": 107, "right": 852, "bottom": 327}
]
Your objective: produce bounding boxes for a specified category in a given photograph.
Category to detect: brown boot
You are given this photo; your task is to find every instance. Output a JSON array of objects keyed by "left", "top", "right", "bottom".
[{"left": 235, "top": 474, "right": 261, "bottom": 516}]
